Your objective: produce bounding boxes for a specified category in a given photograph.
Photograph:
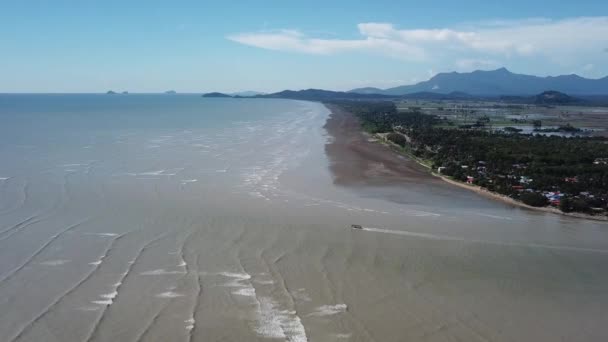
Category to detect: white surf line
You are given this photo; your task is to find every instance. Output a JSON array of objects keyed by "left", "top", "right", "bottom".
[
  {"left": 0, "top": 218, "right": 93, "bottom": 286},
  {"left": 358, "top": 227, "right": 608, "bottom": 254},
  {"left": 476, "top": 213, "right": 514, "bottom": 221},
  {"left": 8, "top": 232, "right": 127, "bottom": 342},
  {"left": 307, "top": 304, "right": 348, "bottom": 317},
  {"left": 187, "top": 253, "right": 203, "bottom": 342},
  {"left": 133, "top": 229, "right": 195, "bottom": 342},
  {"left": 83, "top": 231, "right": 174, "bottom": 342},
  {"left": 0, "top": 215, "right": 41, "bottom": 236}
]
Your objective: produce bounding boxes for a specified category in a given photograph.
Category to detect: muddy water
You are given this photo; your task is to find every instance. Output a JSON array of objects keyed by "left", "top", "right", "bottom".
[{"left": 0, "top": 95, "right": 607, "bottom": 342}]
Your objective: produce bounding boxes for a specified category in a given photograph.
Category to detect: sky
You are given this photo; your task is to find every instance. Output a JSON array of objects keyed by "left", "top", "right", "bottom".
[{"left": 1, "top": 0, "right": 607, "bottom": 93}]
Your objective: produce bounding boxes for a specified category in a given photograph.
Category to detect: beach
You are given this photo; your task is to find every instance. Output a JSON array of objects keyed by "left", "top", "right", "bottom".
[{"left": 323, "top": 104, "right": 439, "bottom": 185}]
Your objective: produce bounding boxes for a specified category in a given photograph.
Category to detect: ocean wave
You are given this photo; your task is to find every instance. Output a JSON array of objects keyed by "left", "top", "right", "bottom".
[
  {"left": 308, "top": 304, "right": 347, "bottom": 317},
  {"left": 155, "top": 291, "right": 185, "bottom": 298},
  {"left": 140, "top": 268, "right": 186, "bottom": 276},
  {"left": 39, "top": 259, "right": 71, "bottom": 266}
]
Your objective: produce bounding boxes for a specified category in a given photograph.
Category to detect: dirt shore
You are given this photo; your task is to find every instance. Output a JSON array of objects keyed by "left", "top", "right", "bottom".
[
  {"left": 323, "top": 104, "right": 439, "bottom": 186},
  {"left": 323, "top": 103, "right": 608, "bottom": 222}
]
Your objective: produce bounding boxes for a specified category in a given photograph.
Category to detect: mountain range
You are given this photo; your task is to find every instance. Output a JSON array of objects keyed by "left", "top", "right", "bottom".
[
  {"left": 200, "top": 89, "right": 608, "bottom": 105},
  {"left": 349, "top": 68, "right": 608, "bottom": 96}
]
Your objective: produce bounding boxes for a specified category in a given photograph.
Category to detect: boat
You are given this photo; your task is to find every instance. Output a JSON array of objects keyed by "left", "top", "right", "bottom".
[{"left": 351, "top": 224, "right": 363, "bottom": 230}]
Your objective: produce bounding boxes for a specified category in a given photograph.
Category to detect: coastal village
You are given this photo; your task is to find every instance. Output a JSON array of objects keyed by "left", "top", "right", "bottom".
[{"left": 331, "top": 99, "right": 608, "bottom": 217}]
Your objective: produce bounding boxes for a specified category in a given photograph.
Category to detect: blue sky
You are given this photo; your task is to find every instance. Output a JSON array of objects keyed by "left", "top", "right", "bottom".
[{"left": 1, "top": 1, "right": 607, "bottom": 93}]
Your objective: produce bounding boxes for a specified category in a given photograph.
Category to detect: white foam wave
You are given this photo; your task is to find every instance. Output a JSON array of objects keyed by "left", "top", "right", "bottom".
[
  {"left": 293, "top": 288, "right": 311, "bottom": 302},
  {"left": 477, "top": 213, "right": 513, "bottom": 220},
  {"left": 140, "top": 170, "right": 166, "bottom": 176},
  {"left": 39, "top": 259, "right": 70, "bottom": 266},
  {"left": 89, "top": 260, "right": 102, "bottom": 266},
  {"left": 220, "top": 272, "right": 254, "bottom": 290},
  {"left": 156, "top": 291, "right": 185, "bottom": 298},
  {"left": 77, "top": 306, "right": 101, "bottom": 312},
  {"left": 333, "top": 333, "right": 352, "bottom": 339},
  {"left": 124, "top": 168, "right": 184, "bottom": 178},
  {"left": 219, "top": 272, "right": 251, "bottom": 280},
  {"left": 233, "top": 288, "right": 256, "bottom": 297},
  {"left": 255, "top": 297, "right": 308, "bottom": 342},
  {"left": 92, "top": 300, "right": 113, "bottom": 305},
  {"left": 86, "top": 232, "right": 119, "bottom": 237},
  {"left": 101, "top": 291, "right": 118, "bottom": 299},
  {"left": 92, "top": 291, "right": 118, "bottom": 306},
  {"left": 308, "top": 304, "right": 347, "bottom": 317},
  {"left": 140, "top": 268, "right": 186, "bottom": 276},
  {"left": 216, "top": 270, "right": 308, "bottom": 341}
]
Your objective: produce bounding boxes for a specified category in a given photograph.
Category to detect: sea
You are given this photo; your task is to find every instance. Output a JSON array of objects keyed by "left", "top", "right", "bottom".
[{"left": 0, "top": 94, "right": 607, "bottom": 342}]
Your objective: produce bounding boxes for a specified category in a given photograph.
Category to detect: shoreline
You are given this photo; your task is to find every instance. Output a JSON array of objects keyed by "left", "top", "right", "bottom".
[
  {"left": 322, "top": 103, "right": 437, "bottom": 186},
  {"left": 323, "top": 103, "right": 608, "bottom": 222}
]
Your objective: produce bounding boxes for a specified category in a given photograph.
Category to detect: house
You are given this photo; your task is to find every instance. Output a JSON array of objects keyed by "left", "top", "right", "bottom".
[
  {"left": 466, "top": 176, "right": 475, "bottom": 184},
  {"left": 550, "top": 198, "right": 561, "bottom": 206},
  {"left": 437, "top": 167, "right": 446, "bottom": 174},
  {"left": 544, "top": 191, "right": 564, "bottom": 206},
  {"left": 519, "top": 176, "right": 533, "bottom": 184}
]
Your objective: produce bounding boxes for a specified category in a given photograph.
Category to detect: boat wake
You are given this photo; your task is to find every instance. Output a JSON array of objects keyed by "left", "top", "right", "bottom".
[{"left": 357, "top": 227, "right": 608, "bottom": 254}]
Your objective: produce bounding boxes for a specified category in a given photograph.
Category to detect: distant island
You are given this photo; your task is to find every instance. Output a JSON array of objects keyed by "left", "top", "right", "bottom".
[
  {"left": 165, "top": 90, "right": 177, "bottom": 94},
  {"left": 230, "top": 91, "right": 265, "bottom": 97},
  {"left": 201, "top": 91, "right": 265, "bottom": 98},
  {"left": 106, "top": 90, "right": 129, "bottom": 95},
  {"left": 202, "top": 92, "right": 233, "bottom": 98}
]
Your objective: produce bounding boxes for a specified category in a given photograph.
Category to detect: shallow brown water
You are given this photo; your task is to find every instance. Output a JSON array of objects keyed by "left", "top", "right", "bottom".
[{"left": 0, "top": 95, "right": 607, "bottom": 341}]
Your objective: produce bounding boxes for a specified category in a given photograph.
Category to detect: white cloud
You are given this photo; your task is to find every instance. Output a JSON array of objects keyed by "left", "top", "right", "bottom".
[
  {"left": 228, "top": 29, "right": 426, "bottom": 60},
  {"left": 228, "top": 17, "right": 608, "bottom": 64}
]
